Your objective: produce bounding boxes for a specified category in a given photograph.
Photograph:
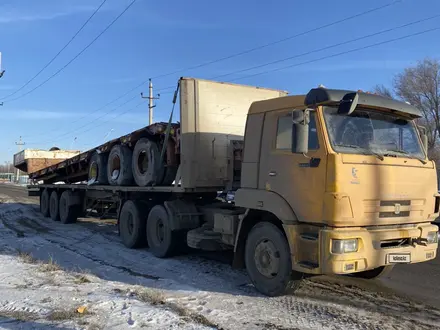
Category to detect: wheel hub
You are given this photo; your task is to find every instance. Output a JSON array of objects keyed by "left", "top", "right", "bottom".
[{"left": 254, "top": 239, "right": 280, "bottom": 278}]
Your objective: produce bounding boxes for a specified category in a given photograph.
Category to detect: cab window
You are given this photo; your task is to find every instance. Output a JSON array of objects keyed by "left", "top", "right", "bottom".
[{"left": 276, "top": 112, "right": 319, "bottom": 150}]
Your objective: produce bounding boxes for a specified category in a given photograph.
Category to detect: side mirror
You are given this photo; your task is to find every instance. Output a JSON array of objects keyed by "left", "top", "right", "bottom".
[
  {"left": 291, "top": 109, "right": 310, "bottom": 154},
  {"left": 338, "top": 92, "right": 359, "bottom": 115},
  {"left": 418, "top": 125, "right": 428, "bottom": 155}
]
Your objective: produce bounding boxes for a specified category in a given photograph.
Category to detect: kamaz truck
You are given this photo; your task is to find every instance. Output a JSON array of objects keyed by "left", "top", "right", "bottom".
[{"left": 19, "top": 78, "right": 439, "bottom": 296}]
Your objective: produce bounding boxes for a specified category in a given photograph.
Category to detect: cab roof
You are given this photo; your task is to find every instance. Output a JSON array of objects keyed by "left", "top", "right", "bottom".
[{"left": 248, "top": 88, "right": 422, "bottom": 118}]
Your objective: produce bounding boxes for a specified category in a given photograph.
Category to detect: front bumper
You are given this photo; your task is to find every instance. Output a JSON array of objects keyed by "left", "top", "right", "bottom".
[{"left": 285, "top": 222, "right": 438, "bottom": 275}]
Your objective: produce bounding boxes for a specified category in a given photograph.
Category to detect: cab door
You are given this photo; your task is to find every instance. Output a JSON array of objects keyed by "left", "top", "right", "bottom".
[{"left": 258, "top": 109, "right": 327, "bottom": 222}]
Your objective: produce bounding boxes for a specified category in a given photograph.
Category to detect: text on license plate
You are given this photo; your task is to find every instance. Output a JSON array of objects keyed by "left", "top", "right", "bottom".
[{"left": 387, "top": 253, "right": 411, "bottom": 263}]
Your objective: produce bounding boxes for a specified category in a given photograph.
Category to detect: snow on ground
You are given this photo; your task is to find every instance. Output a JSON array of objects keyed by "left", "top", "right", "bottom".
[{"left": 0, "top": 186, "right": 440, "bottom": 329}]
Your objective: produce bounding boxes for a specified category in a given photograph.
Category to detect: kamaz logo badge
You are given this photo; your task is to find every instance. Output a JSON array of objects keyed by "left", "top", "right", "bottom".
[{"left": 394, "top": 203, "right": 401, "bottom": 215}]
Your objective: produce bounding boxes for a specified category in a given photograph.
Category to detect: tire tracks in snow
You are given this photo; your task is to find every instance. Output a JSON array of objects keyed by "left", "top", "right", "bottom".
[{"left": 2, "top": 197, "right": 440, "bottom": 329}]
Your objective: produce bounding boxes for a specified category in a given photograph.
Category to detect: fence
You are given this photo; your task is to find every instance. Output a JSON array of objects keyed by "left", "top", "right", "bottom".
[{"left": 0, "top": 173, "right": 29, "bottom": 185}]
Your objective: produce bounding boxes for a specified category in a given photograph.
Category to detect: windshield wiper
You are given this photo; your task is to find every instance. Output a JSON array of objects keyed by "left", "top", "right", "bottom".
[
  {"left": 335, "top": 144, "right": 384, "bottom": 160},
  {"left": 383, "top": 149, "right": 427, "bottom": 164}
]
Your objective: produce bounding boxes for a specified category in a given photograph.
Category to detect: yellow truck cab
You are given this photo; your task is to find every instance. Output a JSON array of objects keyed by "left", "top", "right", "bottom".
[{"left": 235, "top": 87, "right": 439, "bottom": 296}]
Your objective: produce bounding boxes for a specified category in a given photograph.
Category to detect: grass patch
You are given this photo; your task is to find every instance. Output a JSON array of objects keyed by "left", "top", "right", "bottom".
[
  {"left": 38, "top": 257, "right": 61, "bottom": 272},
  {"left": 0, "top": 310, "right": 39, "bottom": 322},
  {"left": 46, "top": 307, "right": 90, "bottom": 321},
  {"left": 128, "top": 288, "right": 220, "bottom": 329},
  {"left": 17, "top": 250, "right": 37, "bottom": 264},
  {"left": 74, "top": 274, "right": 91, "bottom": 284}
]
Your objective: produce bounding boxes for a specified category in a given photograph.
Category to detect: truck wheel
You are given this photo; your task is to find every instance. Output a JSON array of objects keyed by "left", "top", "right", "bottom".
[
  {"left": 88, "top": 152, "right": 108, "bottom": 185},
  {"left": 119, "top": 200, "right": 147, "bottom": 248},
  {"left": 351, "top": 265, "right": 395, "bottom": 279},
  {"left": 147, "top": 205, "right": 176, "bottom": 258},
  {"left": 132, "top": 138, "right": 165, "bottom": 187},
  {"left": 40, "top": 189, "right": 50, "bottom": 217},
  {"left": 59, "top": 191, "right": 79, "bottom": 224},
  {"left": 107, "top": 144, "right": 133, "bottom": 186},
  {"left": 245, "top": 222, "right": 300, "bottom": 296},
  {"left": 49, "top": 191, "right": 60, "bottom": 221}
]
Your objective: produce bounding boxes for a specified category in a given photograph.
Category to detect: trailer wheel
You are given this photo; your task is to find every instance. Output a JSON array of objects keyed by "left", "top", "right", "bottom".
[
  {"left": 147, "top": 205, "right": 176, "bottom": 258},
  {"left": 119, "top": 200, "right": 147, "bottom": 249},
  {"left": 107, "top": 144, "right": 133, "bottom": 186},
  {"left": 59, "top": 191, "right": 79, "bottom": 224},
  {"left": 350, "top": 265, "right": 395, "bottom": 279},
  {"left": 88, "top": 152, "right": 108, "bottom": 185},
  {"left": 132, "top": 138, "right": 165, "bottom": 187},
  {"left": 245, "top": 222, "right": 302, "bottom": 296},
  {"left": 49, "top": 191, "right": 60, "bottom": 222},
  {"left": 40, "top": 189, "right": 50, "bottom": 217}
]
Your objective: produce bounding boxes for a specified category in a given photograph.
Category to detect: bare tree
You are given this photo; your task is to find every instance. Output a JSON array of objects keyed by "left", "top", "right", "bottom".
[
  {"left": 393, "top": 58, "right": 440, "bottom": 149},
  {"left": 371, "top": 84, "right": 394, "bottom": 99}
]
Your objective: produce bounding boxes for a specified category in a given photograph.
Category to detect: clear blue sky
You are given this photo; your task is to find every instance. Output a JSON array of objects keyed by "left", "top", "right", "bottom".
[{"left": 0, "top": 0, "right": 439, "bottom": 163}]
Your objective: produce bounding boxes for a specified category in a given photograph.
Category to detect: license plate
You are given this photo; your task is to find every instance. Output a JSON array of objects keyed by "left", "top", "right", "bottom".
[{"left": 387, "top": 253, "right": 411, "bottom": 263}]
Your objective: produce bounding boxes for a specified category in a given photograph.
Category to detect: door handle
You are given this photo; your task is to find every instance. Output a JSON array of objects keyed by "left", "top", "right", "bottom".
[{"left": 269, "top": 171, "right": 277, "bottom": 177}]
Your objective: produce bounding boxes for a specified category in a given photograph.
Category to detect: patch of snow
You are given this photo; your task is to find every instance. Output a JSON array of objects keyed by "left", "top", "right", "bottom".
[{"left": 0, "top": 188, "right": 439, "bottom": 330}]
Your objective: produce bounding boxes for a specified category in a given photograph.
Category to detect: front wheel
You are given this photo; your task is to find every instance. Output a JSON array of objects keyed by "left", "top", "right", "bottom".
[{"left": 245, "top": 222, "right": 303, "bottom": 296}]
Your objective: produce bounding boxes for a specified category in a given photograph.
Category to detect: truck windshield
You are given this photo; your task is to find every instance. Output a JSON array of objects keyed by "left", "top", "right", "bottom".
[{"left": 323, "top": 106, "right": 425, "bottom": 160}]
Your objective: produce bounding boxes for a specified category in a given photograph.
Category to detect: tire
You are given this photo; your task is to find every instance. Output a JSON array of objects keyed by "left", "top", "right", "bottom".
[
  {"left": 350, "top": 265, "right": 395, "bottom": 279},
  {"left": 88, "top": 152, "right": 108, "bottom": 185},
  {"left": 146, "top": 205, "right": 177, "bottom": 258},
  {"left": 162, "top": 166, "right": 177, "bottom": 186},
  {"left": 132, "top": 138, "right": 165, "bottom": 187},
  {"left": 49, "top": 191, "right": 60, "bottom": 222},
  {"left": 245, "top": 222, "right": 301, "bottom": 296},
  {"left": 40, "top": 189, "right": 50, "bottom": 217},
  {"left": 119, "top": 200, "right": 147, "bottom": 249},
  {"left": 59, "top": 191, "right": 80, "bottom": 224},
  {"left": 107, "top": 144, "right": 133, "bottom": 186}
]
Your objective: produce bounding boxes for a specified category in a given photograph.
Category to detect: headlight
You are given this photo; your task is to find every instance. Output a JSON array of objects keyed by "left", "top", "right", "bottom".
[
  {"left": 427, "top": 231, "right": 439, "bottom": 244},
  {"left": 331, "top": 239, "right": 359, "bottom": 254}
]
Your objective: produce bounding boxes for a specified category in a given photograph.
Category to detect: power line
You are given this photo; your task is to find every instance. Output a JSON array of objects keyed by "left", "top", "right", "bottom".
[
  {"left": 50, "top": 101, "right": 145, "bottom": 147},
  {"left": 208, "top": 13, "right": 440, "bottom": 81},
  {"left": 229, "top": 26, "right": 440, "bottom": 83},
  {"left": 150, "top": 0, "right": 403, "bottom": 81},
  {"left": 21, "top": 0, "right": 405, "bottom": 144},
  {"left": 3, "top": 0, "right": 138, "bottom": 105},
  {"left": 73, "top": 26, "right": 440, "bottom": 142},
  {"left": 0, "top": 0, "right": 108, "bottom": 102},
  {"left": 27, "top": 94, "right": 138, "bottom": 145},
  {"left": 90, "top": 0, "right": 404, "bottom": 104}
]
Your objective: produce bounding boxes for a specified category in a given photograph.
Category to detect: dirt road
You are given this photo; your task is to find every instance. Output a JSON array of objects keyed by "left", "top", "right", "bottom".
[{"left": 0, "top": 183, "right": 439, "bottom": 330}]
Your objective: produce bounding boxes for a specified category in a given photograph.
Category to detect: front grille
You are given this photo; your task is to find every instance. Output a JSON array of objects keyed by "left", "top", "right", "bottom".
[
  {"left": 380, "top": 238, "right": 411, "bottom": 249},
  {"left": 380, "top": 200, "right": 411, "bottom": 206},
  {"left": 379, "top": 211, "right": 410, "bottom": 218}
]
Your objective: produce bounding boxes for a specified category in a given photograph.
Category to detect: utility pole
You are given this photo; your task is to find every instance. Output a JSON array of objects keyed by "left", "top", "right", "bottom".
[
  {"left": 141, "top": 79, "right": 160, "bottom": 125},
  {"left": 15, "top": 136, "right": 25, "bottom": 182}
]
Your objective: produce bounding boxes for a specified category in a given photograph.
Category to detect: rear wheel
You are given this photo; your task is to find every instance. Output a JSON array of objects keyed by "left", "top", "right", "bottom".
[
  {"left": 146, "top": 205, "right": 177, "bottom": 258},
  {"left": 40, "top": 189, "right": 50, "bottom": 217},
  {"left": 350, "top": 265, "right": 394, "bottom": 279},
  {"left": 245, "top": 222, "right": 302, "bottom": 296},
  {"left": 49, "top": 191, "right": 60, "bottom": 222},
  {"left": 59, "top": 191, "right": 80, "bottom": 224},
  {"left": 119, "top": 200, "right": 147, "bottom": 249}
]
